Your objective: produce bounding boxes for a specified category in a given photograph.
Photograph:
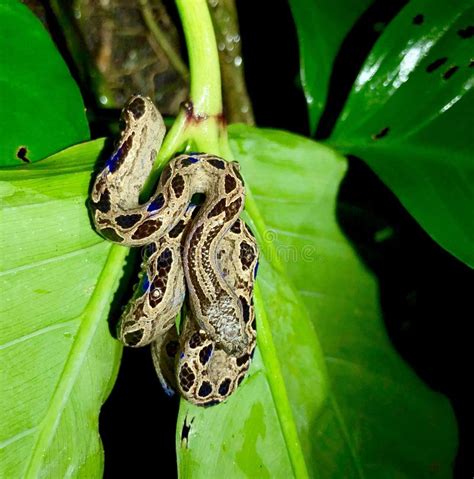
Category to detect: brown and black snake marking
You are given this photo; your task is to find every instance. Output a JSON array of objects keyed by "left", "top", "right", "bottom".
[{"left": 90, "top": 95, "right": 259, "bottom": 405}]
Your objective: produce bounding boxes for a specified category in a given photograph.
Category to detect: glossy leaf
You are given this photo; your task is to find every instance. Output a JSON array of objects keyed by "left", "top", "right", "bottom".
[
  {"left": 176, "top": 125, "right": 457, "bottom": 478},
  {"left": 0, "top": 0, "right": 89, "bottom": 166},
  {"left": 0, "top": 133, "right": 457, "bottom": 477},
  {"left": 288, "top": 0, "right": 373, "bottom": 133},
  {"left": 329, "top": 0, "right": 474, "bottom": 267},
  {"left": 0, "top": 140, "right": 124, "bottom": 477}
]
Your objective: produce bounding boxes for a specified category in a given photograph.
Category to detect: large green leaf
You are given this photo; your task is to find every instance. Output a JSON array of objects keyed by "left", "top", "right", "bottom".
[
  {"left": 329, "top": 0, "right": 474, "bottom": 267},
  {"left": 0, "top": 127, "right": 457, "bottom": 476},
  {"left": 0, "top": 140, "right": 124, "bottom": 477},
  {"left": 288, "top": 0, "right": 374, "bottom": 133},
  {"left": 0, "top": 0, "right": 90, "bottom": 166},
  {"left": 176, "top": 125, "right": 457, "bottom": 478}
]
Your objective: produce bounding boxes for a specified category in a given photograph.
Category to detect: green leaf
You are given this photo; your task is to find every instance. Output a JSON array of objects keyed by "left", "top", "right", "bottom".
[
  {"left": 288, "top": 0, "right": 373, "bottom": 133},
  {"left": 176, "top": 125, "right": 458, "bottom": 478},
  {"left": 0, "top": 139, "right": 124, "bottom": 477},
  {"left": 329, "top": 0, "right": 474, "bottom": 267},
  {"left": 0, "top": 127, "right": 457, "bottom": 476},
  {"left": 0, "top": 0, "right": 90, "bottom": 167}
]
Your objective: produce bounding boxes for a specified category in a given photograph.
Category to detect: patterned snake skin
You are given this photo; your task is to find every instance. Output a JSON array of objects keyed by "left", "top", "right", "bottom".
[{"left": 89, "top": 96, "right": 258, "bottom": 405}]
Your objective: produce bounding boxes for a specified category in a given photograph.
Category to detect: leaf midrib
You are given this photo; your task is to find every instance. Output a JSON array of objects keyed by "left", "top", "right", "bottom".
[
  {"left": 251, "top": 172, "right": 369, "bottom": 478},
  {"left": 22, "top": 244, "right": 127, "bottom": 478}
]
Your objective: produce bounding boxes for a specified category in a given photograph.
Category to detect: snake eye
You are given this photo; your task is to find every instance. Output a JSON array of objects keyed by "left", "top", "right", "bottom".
[{"left": 151, "top": 289, "right": 162, "bottom": 299}]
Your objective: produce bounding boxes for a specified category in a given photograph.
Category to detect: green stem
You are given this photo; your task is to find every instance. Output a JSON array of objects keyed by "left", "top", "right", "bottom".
[
  {"left": 142, "top": 2, "right": 309, "bottom": 477},
  {"left": 146, "top": 0, "right": 231, "bottom": 185},
  {"left": 176, "top": 0, "right": 222, "bottom": 116}
]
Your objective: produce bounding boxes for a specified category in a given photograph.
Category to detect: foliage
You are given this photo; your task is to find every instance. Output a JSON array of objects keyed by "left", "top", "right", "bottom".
[
  {"left": 0, "top": 1, "right": 89, "bottom": 166},
  {"left": 291, "top": 0, "right": 474, "bottom": 267},
  {"left": 0, "top": 0, "right": 465, "bottom": 477}
]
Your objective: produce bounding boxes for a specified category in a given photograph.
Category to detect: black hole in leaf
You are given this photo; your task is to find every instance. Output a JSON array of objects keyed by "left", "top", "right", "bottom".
[
  {"left": 372, "top": 127, "right": 390, "bottom": 140},
  {"left": 16, "top": 146, "right": 30, "bottom": 163},
  {"left": 457, "top": 25, "right": 474, "bottom": 39},
  {"left": 468, "top": 59, "right": 474, "bottom": 69},
  {"left": 181, "top": 417, "right": 193, "bottom": 446},
  {"left": 426, "top": 57, "right": 448, "bottom": 73},
  {"left": 443, "top": 66, "right": 459, "bottom": 80},
  {"left": 314, "top": 0, "right": 408, "bottom": 139},
  {"left": 412, "top": 14, "right": 424, "bottom": 25}
]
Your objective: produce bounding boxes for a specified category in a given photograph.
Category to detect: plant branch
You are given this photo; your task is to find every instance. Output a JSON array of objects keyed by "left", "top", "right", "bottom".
[
  {"left": 139, "top": 0, "right": 189, "bottom": 81},
  {"left": 141, "top": 3, "right": 309, "bottom": 476},
  {"left": 176, "top": 0, "right": 222, "bottom": 116},
  {"left": 208, "top": 0, "right": 255, "bottom": 124},
  {"left": 144, "top": 0, "right": 232, "bottom": 194}
]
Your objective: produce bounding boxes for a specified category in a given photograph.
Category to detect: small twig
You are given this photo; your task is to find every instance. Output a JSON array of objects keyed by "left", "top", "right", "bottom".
[
  {"left": 207, "top": 0, "right": 255, "bottom": 125},
  {"left": 139, "top": 0, "right": 189, "bottom": 81}
]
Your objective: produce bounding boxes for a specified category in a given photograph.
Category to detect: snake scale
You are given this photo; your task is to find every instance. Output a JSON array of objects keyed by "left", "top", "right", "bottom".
[{"left": 90, "top": 95, "right": 258, "bottom": 405}]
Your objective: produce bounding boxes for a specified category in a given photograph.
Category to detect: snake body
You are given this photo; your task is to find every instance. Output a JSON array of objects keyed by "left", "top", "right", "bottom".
[{"left": 90, "top": 95, "right": 258, "bottom": 405}]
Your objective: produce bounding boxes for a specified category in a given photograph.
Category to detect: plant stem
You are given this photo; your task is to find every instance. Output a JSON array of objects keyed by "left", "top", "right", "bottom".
[
  {"left": 142, "top": 3, "right": 310, "bottom": 477},
  {"left": 208, "top": 0, "right": 255, "bottom": 124},
  {"left": 176, "top": 0, "right": 222, "bottom": 116},
  {"left": 144, "top": 0, "right": 232, "bottom": 192}
]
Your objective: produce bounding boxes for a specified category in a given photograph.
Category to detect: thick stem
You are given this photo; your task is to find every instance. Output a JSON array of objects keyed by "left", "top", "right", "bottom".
[
  {"left": 142, "top": 3, "right": 309, "bottom": 477},
  {"left": 144, "top": 0, "right": 232, "bottom": 194},
  {"left": 176, "top": 0, "right": 222, "bottom": 116}
]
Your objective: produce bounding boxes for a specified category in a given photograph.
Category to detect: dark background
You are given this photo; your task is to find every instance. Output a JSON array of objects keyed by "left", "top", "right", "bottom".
[{"left": 47, "top": 0, "right": 472, "bottom": 476}]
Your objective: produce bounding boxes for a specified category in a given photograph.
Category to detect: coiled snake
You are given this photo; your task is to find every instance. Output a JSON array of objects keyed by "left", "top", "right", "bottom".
[{"left": 90, "top": 96, "right": 258, "bottom": 405}]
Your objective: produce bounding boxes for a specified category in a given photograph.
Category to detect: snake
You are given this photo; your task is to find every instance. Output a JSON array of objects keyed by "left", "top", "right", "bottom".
[{"left": 89, "top": 95, "right": 258, "bottom": 405}]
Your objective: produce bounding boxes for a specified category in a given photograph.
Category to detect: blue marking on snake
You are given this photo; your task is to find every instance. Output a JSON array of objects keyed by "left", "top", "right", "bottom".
[
  {"left": 253, "top": 261, "right": 259, "bottom": 279},
  {"left": 161, "top": 381, "right": 176, "bottom": 397},
  {"left": 147, "top": 193, "right": 165, "bottom": 212},
  {"left": 106, "top": 146, "right": 123, "bottom": 173},
  {"left": 141, "top": 274, "right": 150, "bottom": 294}
]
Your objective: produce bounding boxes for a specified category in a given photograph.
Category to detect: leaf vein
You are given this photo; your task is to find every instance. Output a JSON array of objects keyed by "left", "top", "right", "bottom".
[{"left": 0, "top": 318, "right": 78, "bottom": 351}]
